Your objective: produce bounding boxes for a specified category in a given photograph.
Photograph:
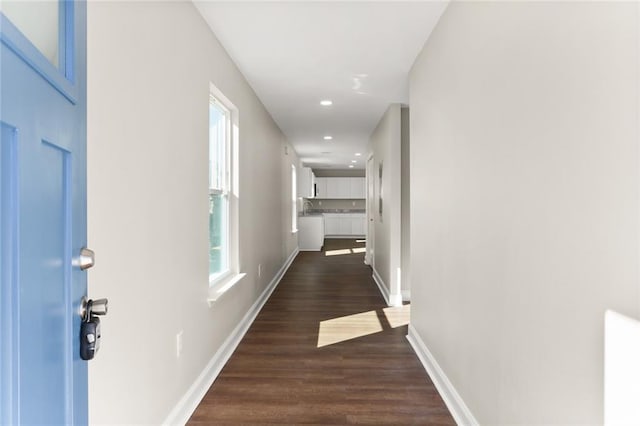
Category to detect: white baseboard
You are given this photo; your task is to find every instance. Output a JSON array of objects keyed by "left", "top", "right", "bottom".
[
  {"left": 298, "top": 248, "right": 321, "bottom": 251},
  {"left": 372, "top": 267, "right": 391, "bottom": 306},
  {"left": 163, "top": 248, "right": 300, "bottom": 426},
  {"left": 406, "top": 324, "right": 479, "bottom": 426},
  {"left": 371, "top": 267, "right": 402, "bottom": 307},
  {"left": 402, "top": 290, "right": 411, "bottom": 302}
]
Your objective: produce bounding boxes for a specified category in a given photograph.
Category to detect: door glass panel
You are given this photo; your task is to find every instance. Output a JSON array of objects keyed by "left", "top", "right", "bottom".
[{"left": 0, "top": 0, "right": 60, "bottom": 68}]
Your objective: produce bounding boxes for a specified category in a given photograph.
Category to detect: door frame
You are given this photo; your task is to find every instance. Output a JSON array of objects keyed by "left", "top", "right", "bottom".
[{"left": 365, "top": 154, "right": 375, "bottom": 266}]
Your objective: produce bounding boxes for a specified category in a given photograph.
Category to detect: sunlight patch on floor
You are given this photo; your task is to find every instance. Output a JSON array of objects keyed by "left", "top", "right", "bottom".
[
  {"left": 383, "top": 304, "right": 410, "bottom": 328},
  {"left": 325, "top": 249, "right": 352, "bottom": 256},
  {"left": 317, "top": 310, "right": 382, "bottom": 348},
  {"left": 325, "top": 247, "right": 366, "bottom": 256}
]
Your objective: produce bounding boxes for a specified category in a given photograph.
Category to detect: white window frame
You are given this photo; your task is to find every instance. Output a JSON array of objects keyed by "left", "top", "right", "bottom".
[
  {"left": 209, "top": 95, "right": 231, "bottom": 285},
  {"left": 207, "top": 84, "right": 244, "bottom": 303},
  {"left": 291, "top": 164, "right": 297, "bottom": 233}
]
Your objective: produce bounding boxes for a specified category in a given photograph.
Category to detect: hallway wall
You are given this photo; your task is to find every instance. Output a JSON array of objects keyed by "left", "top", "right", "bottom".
[
  {"left": 87, "top": 2, "right": 297, "bottom": 424},
  {"left": 409, "top": 2, "right": 639, "bottom": 424},
  {"left": 400, "top": 107, "right": 411, "bottom": 300},
  {"left": 369, "top": 104, "right": 402, "bottom": 305}
]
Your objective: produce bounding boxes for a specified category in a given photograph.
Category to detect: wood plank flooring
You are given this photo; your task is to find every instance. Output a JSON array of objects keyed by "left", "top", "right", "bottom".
[{"left": 188, "top": 239, "right": 455, "bottom": 425}]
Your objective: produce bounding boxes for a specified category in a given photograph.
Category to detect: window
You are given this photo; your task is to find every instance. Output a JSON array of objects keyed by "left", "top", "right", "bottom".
[
  {"left": 291, "top": 164, "right": 297, "bottom": 233},
  {"left": 209, "top": 95, "right": 231, "bottom": 283}
]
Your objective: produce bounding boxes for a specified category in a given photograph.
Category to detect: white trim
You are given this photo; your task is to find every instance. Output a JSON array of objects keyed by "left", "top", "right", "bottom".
[
  {"left": 406, "top": 324, "right": 479, "bottom": 426},
  {"left": 372, "top": 267, "right": 402, "bottom": 307},
  {"left": 298, "top": 248, "right": 322, "bottom": 252},
  {"left": 637, "top": 1, "right": 640, "bottom": 327},
  {"left": 390, "top": 292, "right": 402, "bottom": 307},
  {"left": 207, "top": 272, "right": 246, "bottom": 304},
  {"left": 402, "top": 290, "right": 411, "bottom": 302},
  {"left": 324, "top": 235, "right": 366, "bottom": 239},
  {"left": 372, "top": 267, "right": 391, "bottom": 306},
  {"left": 291, "top": 164, "right": 297, "bottom": 233},
  {"left": 163, "top": 248, "right": 300, "bottom": 426}
]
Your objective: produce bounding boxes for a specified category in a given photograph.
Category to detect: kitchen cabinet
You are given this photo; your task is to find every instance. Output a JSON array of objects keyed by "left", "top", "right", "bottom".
[
  {"left": 323, "top": 213, "right": 366, "bottom": 236},
  {"left": 350, "top": 177, "right": 366, "bottom": 199},
  {"left": 298, "top": 215, "right": 324, "bottom": 251},
  {"left": 315, "top": 177, "right": 327, "bottom": 199},
  {"left": 326, "top": 178, "right": 349, "bottom": 199},
  {"left": 297, "top": 167, "right": 315, "bottom": 198},
  {"left": 351, "top": 215, "right": 366, "bottom": 235},
  {"left": 323, "top": 215, "right": 340, "bottom": 235},
  {"left": 339, "top": 217, "right": 352, "bottom": 235},
  {"left": 315, "top": 177, "right": 366, "bottom": 199}
]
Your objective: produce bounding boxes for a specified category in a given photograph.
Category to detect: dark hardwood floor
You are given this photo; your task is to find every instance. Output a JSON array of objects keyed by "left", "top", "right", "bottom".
[{"left": 188, "top": 239, "right": 455, "bottom": 425}]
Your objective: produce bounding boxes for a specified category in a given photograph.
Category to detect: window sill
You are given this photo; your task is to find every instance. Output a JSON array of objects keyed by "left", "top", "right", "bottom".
[{"left": 207, "top": 272, "right": 246, "bottom": 306}]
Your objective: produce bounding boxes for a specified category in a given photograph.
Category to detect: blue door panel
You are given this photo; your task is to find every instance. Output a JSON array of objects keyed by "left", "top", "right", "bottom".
[
  {"left": 1, "top": 122, "right": 19, "bottom": 426},
  {"left": 20, "top": 141, "right": 72, "bottom": 424},
  {"left": 1, "top": 1, "right": 87, "bottom": 424}
]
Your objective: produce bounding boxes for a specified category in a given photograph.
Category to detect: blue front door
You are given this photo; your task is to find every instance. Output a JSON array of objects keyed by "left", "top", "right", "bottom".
[{"left": 1, "top": 1, "right": 88, "bottom": 424}]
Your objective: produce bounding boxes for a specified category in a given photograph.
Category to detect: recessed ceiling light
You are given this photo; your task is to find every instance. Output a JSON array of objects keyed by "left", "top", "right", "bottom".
[
  {"left": 351, "top": 160, "right": 357, "bottom": 163},
  {"left": 349, "top": 165, "right": 354, "bottom": 168},
  {"left": 320, "top": 100, "right": 333, "bottom": 106},
  {"left": 355, "top": 153, "right": 362, "bottom": 156},
  {"left": 323, "top": 136, "right": 333, "bottom": 140}
]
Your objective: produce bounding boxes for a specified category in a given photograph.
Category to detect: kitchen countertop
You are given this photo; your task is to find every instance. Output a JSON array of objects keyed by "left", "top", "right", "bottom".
[
  {"left": 307, "top": 209, "right": 365, "bottom": 214},
  {"left": 299, "top": 209, "right": 366, "bottom": 218}
]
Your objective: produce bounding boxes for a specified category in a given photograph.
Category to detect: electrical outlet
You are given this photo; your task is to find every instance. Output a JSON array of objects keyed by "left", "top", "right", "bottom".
[
  {"left": 352, "top": 201, "right": 356, "bottom": 206},
  {"left": 258, "top": 264, "right": 262, "bottom": 278},
  {"left": 318, "top": 201, "right": 322, "bottom": 206},
  {"left": 176, "top": 331, "right": 183, "bottom": 358}
]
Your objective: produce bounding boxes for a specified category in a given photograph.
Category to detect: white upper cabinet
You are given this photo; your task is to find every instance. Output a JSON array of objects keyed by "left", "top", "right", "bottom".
[
  {"left": 338, "top": 178, "right": 351, "bottom": 198},
  {"left": 315, "top": 177, "right": 327, "bottom": 199},
  {"left": 315, "top": 177, "right": 365, "bottom": 199},
  {"left": 326, "top": 178, "right": 343, "bottom": 199},
  {"left": 297, "top": 167, "right": 315, "bottom": 198},
  {"left": 350, "top": 177, "right": 366, "bottom": 199}
]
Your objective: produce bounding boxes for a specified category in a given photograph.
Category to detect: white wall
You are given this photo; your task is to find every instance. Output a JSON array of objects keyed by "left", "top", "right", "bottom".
[
  {"left": 400, "top": 107, "right": 410, "bottom": 300},
  {"left": 409, "top": 2, "right": 639, "bottom": 424},
  {"left": 283, "top": 142, "right": 301, "bottom": 256},
  {"left": 87, "top": 2, "right": 297, "bottom": 423},
  {"left": 368, "top": 104, "right": 402, "bottom": 306}
]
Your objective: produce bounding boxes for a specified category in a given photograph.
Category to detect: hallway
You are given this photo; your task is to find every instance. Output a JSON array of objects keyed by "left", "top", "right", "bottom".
[{"left": 188, "top": 239, "right": 454, "bottom": 424}]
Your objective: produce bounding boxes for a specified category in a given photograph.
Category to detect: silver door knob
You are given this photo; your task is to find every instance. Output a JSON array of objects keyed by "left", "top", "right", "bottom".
[
  {"left": 88, "top": 298, "right": 108, "bottom": 316},
  {"left": 80, "top": 297, "right": 109, "bottom": 321},
  {"left": 79, "top": 247, "right": 95, "bottom": 270}
]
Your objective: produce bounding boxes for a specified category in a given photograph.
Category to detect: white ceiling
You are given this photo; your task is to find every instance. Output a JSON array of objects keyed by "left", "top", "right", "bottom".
[{"left": 194, "top": 1, "right": 448, "bottom": 170}]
